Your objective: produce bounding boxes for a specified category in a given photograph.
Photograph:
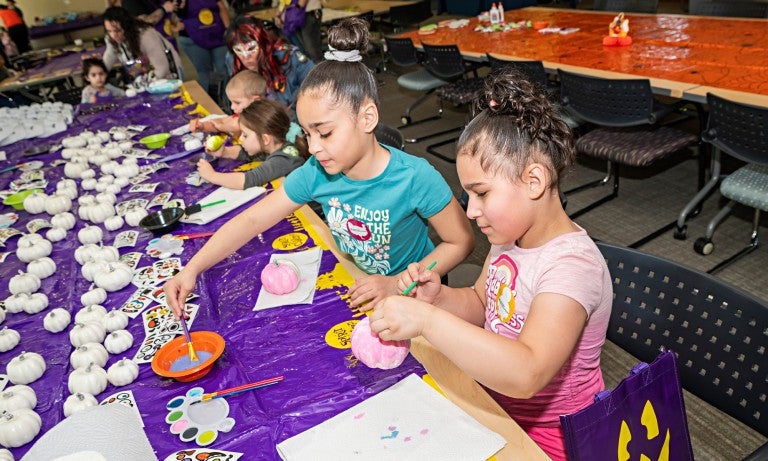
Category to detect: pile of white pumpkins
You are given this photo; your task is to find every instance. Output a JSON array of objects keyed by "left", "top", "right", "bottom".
[{"left": 0, "top": 128, "right": 157, "bottom": 452}]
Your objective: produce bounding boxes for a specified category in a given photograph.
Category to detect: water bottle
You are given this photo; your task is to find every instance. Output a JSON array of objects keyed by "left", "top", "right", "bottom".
[
  {"left": 498, "top": 2, "right": 505, "bottom": 24},
  {"left": 490, "top": 3, "right": 500, "bottom": 25}
]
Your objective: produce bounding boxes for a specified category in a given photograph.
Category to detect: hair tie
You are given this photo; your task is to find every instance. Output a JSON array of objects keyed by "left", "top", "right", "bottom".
[{"left": 324, "top": 45, "right": 362, "bottom": 62}]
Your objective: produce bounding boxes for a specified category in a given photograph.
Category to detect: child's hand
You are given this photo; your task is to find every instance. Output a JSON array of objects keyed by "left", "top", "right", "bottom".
[
  {"left": 163, "top": 269, "right": 197, "bottom": 319},
  {"left": 349, "top": 274, "right": 399, "bottom": 310},
  {"left": 398, "top": 262, "right": 442, "bottom": 303},
  {"left": 197, "top": 158, "right": 215, "bottom": 181},
  {"left": 369, "top": 296, "right": 435, "bottom": 341}
]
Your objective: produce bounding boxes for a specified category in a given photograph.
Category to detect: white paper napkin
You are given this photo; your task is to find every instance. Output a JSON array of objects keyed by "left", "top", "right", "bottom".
[
  {"left": 276, "top": 374, "right": 507, "bottom": 460},
  {"left": 180, "top": 185, "right": 266, "bottom": 225},
  {"left": 254, "top": 247, "right": 322, "bottom": 311}
]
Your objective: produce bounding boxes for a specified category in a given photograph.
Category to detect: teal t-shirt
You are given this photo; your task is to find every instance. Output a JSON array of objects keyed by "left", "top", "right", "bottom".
[{"left": 283, "top": 145, "right": 452, "bottom": 275}]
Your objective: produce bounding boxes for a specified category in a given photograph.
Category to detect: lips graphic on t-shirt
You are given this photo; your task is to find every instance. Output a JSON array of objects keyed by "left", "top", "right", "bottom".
[{"left": 346, "top": 218, "right": 371, "bottom": 241}]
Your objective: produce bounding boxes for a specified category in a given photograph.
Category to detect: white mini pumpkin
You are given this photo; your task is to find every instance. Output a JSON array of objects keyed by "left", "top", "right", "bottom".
[
  {"left": 50, "top": 212, "right": 76, "bottom": 230},
  {"left": 74, "top": 305, "right": 107, "bottom": 324},
  {"left": 105, "top": 183, "right": 121, "bottom": 195},
  {"left": 45, "top": 226, "right": 67, "bottom": 243},
  {"left": 77, "top": 225, "right": 103, "bottom": 245},
  {"left": 57, "top": 185, "right": 78, "bottom": 200},
  {"left": 64, "top": 161, "right": 87, "bottom": 179},
  {"left": 0, "top": 385, "right": 36, "bottom": 413},
  {"left": 21, "top": 192, "right": 47, "bottom": 215},
  {"left": 124, "top": 208, "right": 148, "bottom": 227},
  {"left": 107, "top": 358, "right": 139, "bottom": 387},
  {"left": 56, "top": 178, "right": 77, "bottom": 190},
  {"left": 6, "top": 351, "right": 46, "bottom": 385},
  {"left": 95, "top": 192, "right": 116, "bottom": 204},
  {"left": 0, "top": 408, "right": 42, "bottom": 448},
  {"left": 86, "top": 202, "right": 115, "bottom": 224},
  {"left": 3, "top": 294, "right": 28, "bottom": 314},
  {"left": 63, "top": 392, "right": 98, "bottom": 418},
  {"left": 104, "top": 329, "right": 133, "bottom": 354},
  {"left": 113, "top": 177, "right": 130, "bottom": 188},
  {"left": 77, "top": 195, "right": 96, "bottom": 206},
  {"left": 0, "top": 328, "right": 20, "bottom": 353},
  {"left": 103, "top": 214, "right": 124, "bottom": 231},
  {"left": 8, "top": 272, "right": 40, "bottom": 295},
  {"left": 21, "top": 293, "right": 47, "bottom": 315},
  {"left": 93, "top": 245, "right": 119, "bottom": 263},
  {"left": 43, "top": 194, "right": 72, "bottom": 216},
  {"left": 74, "top": 243, "right": 100, "bottom": 265},
  {"left": 62, "top": 135, "right": 87, "bottom": 148},
  {"left": 43, "top": 308, "right": 71, "bottom": 333},
  {"left": 67, "top": 363, "right": 108, "bottom": 396},
  {"left": 15, "top": 238, "right": 52, "bottom": 263},
  {"left": 0, "top": 448, "right": 12, "bottom": 461},
  {"left": 101, "top": 310, "right": 128, "bottom": 332},
  {"left": 79, "top": 168, "right": 96, "bottom": 180},
  {"left": 69, "top": 322, "right": 106, "bottom": 347},
  {"left": 81, "top": 260, "right": 106, "bottom": 282},
  {"left": 93, "top": 263, "right": 133, "bottom": 292},
  {"left": 70, "top": 342, "right": 108, "bottom": 369},
  {"left": 80, "top": 287, "right": 107, "bottom": 306},
  {"left": 0, "top": 308, "right": 4, "bottom": 325},
  {"left": 26, "top": 257, "right": 56, "bottom": 279},
  {"left": 80, "top": 177, "right": 97, "bottom": 191}
]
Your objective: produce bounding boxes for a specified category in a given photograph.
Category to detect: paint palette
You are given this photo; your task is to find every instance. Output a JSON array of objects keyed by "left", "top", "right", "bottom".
[
  {"left": 151, "top": 331, "right": 225, "bottom": 382},
  {"left": 166, "top": 387, "right": 236, "bottom": 446}
]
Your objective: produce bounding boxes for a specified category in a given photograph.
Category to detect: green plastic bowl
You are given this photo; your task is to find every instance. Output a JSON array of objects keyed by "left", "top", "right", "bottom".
[
  {"left": 139, "top": 133, "right": 171, "bottom": 149},
  {"left": 3, "top": 189, "right": 43, "bottom": 210}
]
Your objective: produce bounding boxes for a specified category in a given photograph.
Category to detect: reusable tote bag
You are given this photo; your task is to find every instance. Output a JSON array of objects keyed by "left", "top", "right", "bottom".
[{"left": 559, "top": 350, "right": 694, "bottom": 461}]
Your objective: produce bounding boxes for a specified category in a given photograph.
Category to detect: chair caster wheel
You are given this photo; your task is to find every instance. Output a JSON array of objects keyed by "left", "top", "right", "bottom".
[
  {"left": 694, "top": 237, "right": 714, "bottom": 255},
  {"left": 401, "top": 115, "right": 411, "bottom": 125},
  {"left": 673, "top": 225, "right": 687, "bottom": 240}
]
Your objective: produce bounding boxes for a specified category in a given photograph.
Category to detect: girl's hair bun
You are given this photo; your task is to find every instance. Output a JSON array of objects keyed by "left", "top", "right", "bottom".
[{"left": 327, "top": 17, "right": 370, "bottom": 54}]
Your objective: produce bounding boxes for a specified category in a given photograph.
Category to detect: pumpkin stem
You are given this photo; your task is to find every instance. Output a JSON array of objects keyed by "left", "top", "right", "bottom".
[
  {"left": 86, "top": 361, "right": 94, "bottom": 372},
  {"left": 1, "top": 410, "right": 12, "bottom": 420}
]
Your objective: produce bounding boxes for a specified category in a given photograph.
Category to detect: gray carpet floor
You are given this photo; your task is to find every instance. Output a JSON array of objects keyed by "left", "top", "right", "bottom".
[{"left": 366, "top": 6, "right": 767, "bottom": 456}]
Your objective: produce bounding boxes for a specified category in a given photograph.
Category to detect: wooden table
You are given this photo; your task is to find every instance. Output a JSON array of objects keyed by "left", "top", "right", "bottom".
[
  {"left": 187, "top": 82, "right": 548, "bottom": 461},
  {"left": 398, "top": 7, "right": 768, "bottom": 106}
]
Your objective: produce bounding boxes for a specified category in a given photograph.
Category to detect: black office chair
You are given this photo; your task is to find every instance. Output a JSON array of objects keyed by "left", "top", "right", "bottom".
[
  {"left": 52, "top": 86, "right": 84, "bottom": 105},
  {"left": 689, "top": 0, "right": 768, "bottom": 18},
  {"left": 597, "top": 241, "right": 768, "bottom": 460},
  {"left": 379, "top": 0, "right": 433, "bottom": 34},
  {"left": 593, "top": 0, "right": 659, "bottom": 13},
  {"left": 557, "top": 69, "right": 698, "bottom": 247},
  {"left": 383, "top": 36, "right": 448, "bottom": 140},
  {"left": 375, "top": 123, "right": 405, "bottom": 150},
  {"left": 420, "top": 43, "right": 484, "bottom": 163},
  {"left": 690, "top": 93, "right": 768, "bottom": 274}
]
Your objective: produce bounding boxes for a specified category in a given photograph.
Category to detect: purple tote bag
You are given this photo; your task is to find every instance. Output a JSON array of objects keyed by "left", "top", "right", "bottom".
[{"left": 560, "top": 350, "right": 694, "bottom": 461}]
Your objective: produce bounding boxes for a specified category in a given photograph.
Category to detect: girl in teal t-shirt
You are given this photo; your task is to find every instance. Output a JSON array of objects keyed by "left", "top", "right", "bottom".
[{"left": 164, "top": 17, "right": 474, "bottom": 317}]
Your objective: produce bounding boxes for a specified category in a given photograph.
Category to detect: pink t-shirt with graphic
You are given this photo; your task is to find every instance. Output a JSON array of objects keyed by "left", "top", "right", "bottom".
[{"left": 482, "top": 228, "right": 612, "bottom": 460}]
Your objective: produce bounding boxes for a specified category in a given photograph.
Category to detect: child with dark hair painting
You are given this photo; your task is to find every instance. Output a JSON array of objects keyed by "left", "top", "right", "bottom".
[
  {"left": 165, "top": 17, "right": 473, "bottom": 316},
  {"left": 366, "top": 68, "right": 613, "bottom": 460},
  {"left": 81, "top": 58, "right": 125, "bottom": 103},
  {"left": 198, "top": 98, "right": 308, "bottom": 189}
]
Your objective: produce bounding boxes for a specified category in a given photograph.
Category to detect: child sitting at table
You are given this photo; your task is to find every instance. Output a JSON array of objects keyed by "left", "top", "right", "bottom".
[
  {"left": 190, "top": 69, "right": 302, "bottom": 143},
  {"left": 365, "top": 68, "right": 613, "bottom": 461},
  {"left": 81, "top": 57, "right": 125, "bottom": 104},
  {"left": 164, "top": 17, "right": 474, "bottom": 314},
  {"left": 197, "top": 98, "right": 308, "bottom": 189}
]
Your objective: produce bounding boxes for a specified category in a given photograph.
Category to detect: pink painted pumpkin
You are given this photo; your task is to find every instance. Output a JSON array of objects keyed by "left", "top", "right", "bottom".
[
  {"left": 261, "top": 259, "right": 300, "bottom": 295},
  {"left": 351, "top": 316, "right": 410, "bottom": 369}
]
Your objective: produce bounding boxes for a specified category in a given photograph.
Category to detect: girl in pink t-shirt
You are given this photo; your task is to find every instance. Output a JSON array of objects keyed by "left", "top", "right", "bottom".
[{"left": 366, "top": 68, "right": 613, "bottom": 460}]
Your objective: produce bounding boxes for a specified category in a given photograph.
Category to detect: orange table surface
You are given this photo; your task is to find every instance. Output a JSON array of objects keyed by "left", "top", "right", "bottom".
[{"left": 398, "top": 7, "right": 768, "bottom": 104}]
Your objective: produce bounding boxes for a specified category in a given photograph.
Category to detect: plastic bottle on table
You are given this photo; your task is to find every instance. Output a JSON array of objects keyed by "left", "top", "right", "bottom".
[
  {"left": 490, "top": 3, "right": 500, "bottom": 25},
  {"left": 498, "top": 2, "right": 505, "bottom": 23}
]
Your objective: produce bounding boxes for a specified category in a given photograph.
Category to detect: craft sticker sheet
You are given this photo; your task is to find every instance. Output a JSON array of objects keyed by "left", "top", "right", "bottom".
[
  {"left": 134, "top": 303, "right": 199, "bottom": 364},
  {"left": 0, "top": 227, "right": 22, "bottom": 243},
  {"left": 132, "top": 257, "right": 182, "bottom": 288},
  {"left": 129, "top": 182, "right": 160, "bottom": 193},
  {"left": 148, "top": 192, "right": 172, "bottom": 208},
  {"left": 127, "top": 124, "right": 148, "bottom": 132},
  {"left": 119, "top": 288, "right": 156, "bottom": 319},
  {"left": 19, "top": 168, "right": 44, "bottom": 179},
  {"left": 100, "top": 389, "right": 144, "bottom": 427},
  {"left": 116, "top": 198, "right": 148, "bottom": 216},
  {"left": 129, "top": 174, "right": 150, "bottom": 185},
  {"left": 50, "top": 159, "right": 67, "bottom": 167},
  {"left": 119, "top": 251, "right": 143, "bottom": 271},
  {"left": 114, "top": 230, "right": 139, "bottom": 248},
  {"left": 26, "top": 218, "right": 52, "bottom": 233},
  {"left": 0, "top": 252, "right": 10, "bottom": 263},
  {"left": 146, "top": 234, "right": 184, "bottom": 259},
  {"left": 143, "top": 285, "right": 198, "bottom": 305},
  {"left": 10, "top": 177, "right": 47, "bottom": 191},
  {"left": 164, "top": 198, "right": 185, "bottom": 210},
  {"left": 164, "top": 449, "right": 243, "bottom": 461},
  {"left": 0, "top": 212, "right": 19, "bottom": 228}
]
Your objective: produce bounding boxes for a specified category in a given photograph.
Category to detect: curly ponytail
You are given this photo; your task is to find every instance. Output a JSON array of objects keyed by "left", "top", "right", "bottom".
[{"left": 457, "top": 68, "right": 575, "bottom": 188}]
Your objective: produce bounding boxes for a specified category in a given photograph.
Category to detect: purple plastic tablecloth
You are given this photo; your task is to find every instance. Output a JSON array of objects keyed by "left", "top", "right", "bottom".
[
  {"left": 29, "top": 15, "right": 104, "bottom": 40},
  {"left": 0, "top": 92, "right": 425, "bottom": 459}
]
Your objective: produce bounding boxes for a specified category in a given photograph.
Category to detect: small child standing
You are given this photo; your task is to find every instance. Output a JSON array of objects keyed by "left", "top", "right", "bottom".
[
  {"left": 197, "top": 98, "right": 308, "bottom": 189},
  {"left": 366, "top": 69, "right": 613, "bottom": 460},
  {"left": 81, "top": 58, "right": 125, "bottom": 104},
  {"left": 164, "top": 17, "right": 474, "bottom": 315},
  {"left": 190, "top": 69, "right": 302, "bottom": 143}
]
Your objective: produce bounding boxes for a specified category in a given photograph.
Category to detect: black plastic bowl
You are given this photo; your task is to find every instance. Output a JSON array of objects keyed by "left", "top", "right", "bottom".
[{"left": 139, "top": 207, "right": 184, "bottom": 235}]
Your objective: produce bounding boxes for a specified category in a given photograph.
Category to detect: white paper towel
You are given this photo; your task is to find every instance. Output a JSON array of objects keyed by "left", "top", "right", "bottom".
[{"left": 180, "top": 186, "right": 266, "bottom": 225}]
